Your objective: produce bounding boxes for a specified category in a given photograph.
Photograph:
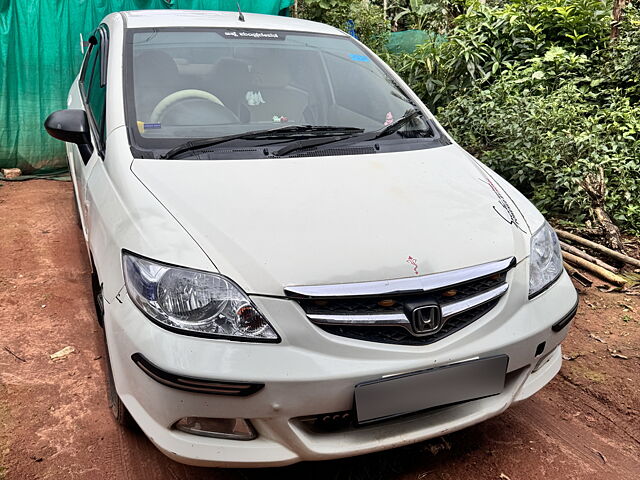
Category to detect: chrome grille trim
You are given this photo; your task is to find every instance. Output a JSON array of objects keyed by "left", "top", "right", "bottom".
[
  {"left": 440, "top": 283, "right": 508, "bottom": 318},
  {"left": 284, "top": 257, "right": 515, "bottom": 298},
  {"left": 307, "top": 312, "right": 407, "bottom": 326},
  {"left": 307, "top": 283, "right": 509, "bottom": 335}
]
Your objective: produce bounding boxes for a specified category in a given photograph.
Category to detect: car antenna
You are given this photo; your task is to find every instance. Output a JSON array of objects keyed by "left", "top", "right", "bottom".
[{"left": 237, "top": 2, "right": 245, "bottom": 22}]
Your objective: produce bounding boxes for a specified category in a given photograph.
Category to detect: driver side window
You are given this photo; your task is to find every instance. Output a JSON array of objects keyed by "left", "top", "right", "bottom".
[{"left": 80, "top": 30, "right": 107, "bottom": 149}]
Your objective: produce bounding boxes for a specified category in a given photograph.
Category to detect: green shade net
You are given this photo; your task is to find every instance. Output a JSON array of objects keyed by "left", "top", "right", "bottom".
[
  {"left": 0, "top": 0, "right": 293, "bottom": 176},
  {"left": 385, "top": 30, "right": 446, "bottom": 54}
]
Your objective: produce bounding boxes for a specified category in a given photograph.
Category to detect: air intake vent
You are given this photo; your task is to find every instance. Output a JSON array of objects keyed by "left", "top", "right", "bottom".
[
  {"left": 288, "top": 146, "right": 377, "bottom": 158},
  {"left": 200, "top": 148, "right": 257, "bottom": 154}
]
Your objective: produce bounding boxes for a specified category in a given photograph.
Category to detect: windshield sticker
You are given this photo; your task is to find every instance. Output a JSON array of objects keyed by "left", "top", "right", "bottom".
[
  {"left": 480, "top": 177, "right": 526, "bottom": 233},
  {"left": 144, "top": 123, "right": 161, "bottom": 129},
  {"left": 384, "top": 112, "right": 394, "bottom": 126},
  {"left": 224, "top": 30, "right": 284, "bottom": 40},
  {"left": 406, "top": 256, "right": 419, "bottom": 275},
  {"left": 272, "top": 115, "right": 289, "bottom": 123},
  {"left": 246, "top": 91, "right": 266, "bottom": 106},
  {"left": 349, "top": 54, "right": 370, "bottom": 62}
]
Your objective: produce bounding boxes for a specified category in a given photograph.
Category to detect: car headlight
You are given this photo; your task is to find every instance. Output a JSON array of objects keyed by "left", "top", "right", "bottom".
[
  {"left": 122, "top": 252, "right": 279, "bottom": 341},
  {"left": 529, "top": 221, "right": 563, "bottom": 298}
]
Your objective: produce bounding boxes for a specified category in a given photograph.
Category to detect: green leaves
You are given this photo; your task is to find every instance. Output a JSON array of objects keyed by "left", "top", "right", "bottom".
[
  {"left": 439, "top": 42, "right": 640, "bottom": 234},
  {"left": 300, "top": 0, "right": 390, "bottom": 52},
  {"left": 382, "top": 0, "right": 610, "bottom": 110},
  {"left": 300, "top": 0, "right": 639, "bottom": 234}
]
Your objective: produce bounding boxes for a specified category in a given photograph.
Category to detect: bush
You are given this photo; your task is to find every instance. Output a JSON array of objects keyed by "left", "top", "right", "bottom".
[
  {"left": 439, "top": 42, "right": 640, "bottom": 234},
  {"left": 299, "top": 1, "right": 640, "bottom": 234},
  {"left": 385, "top": 0, "right": 610, "bottom": 110},
  {"left": 300, "top": 0, "right": 390, "bottom": 52}
]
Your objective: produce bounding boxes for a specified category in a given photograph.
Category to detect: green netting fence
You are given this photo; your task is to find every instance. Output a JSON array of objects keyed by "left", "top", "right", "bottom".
[
  {"left": 0, "top": 0, "right": 293, "bottom": 176},
  {"left": 385, "top": 30, "right": 446, "bottom": 54}
]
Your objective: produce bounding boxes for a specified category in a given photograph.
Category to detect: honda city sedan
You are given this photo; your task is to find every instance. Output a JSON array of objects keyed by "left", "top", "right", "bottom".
[{"left": 44, "top": 9, "right": 578, "bottom": 467}]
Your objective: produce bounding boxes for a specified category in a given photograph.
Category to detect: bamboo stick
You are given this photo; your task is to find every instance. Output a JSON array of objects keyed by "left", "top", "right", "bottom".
[
  {"left": 555, "top": 229, "right": 640, "bottom": 269},
  {"left": 562, "top": 251, "right": 627, "bottom": 286},
  {"left": 563, "top": 261, "right": 593, "bottom": 287},
  {"left": 560, "top": 241, "right": 618, "bottom": 273}
]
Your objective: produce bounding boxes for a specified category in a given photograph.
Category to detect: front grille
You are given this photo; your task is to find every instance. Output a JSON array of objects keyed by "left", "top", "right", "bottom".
[
  {"left": 319, "top": 299, "right": 499, "bottom": 346},
  {"left": 287, "top": 258, "right": 514, "bottom": 346},
  {"left": 297, "top": 273, "right": 506, "bottom": 316}
]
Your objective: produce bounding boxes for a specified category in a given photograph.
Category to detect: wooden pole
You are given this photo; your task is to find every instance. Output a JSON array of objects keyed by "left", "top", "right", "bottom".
[
  {"left": 562, "top": 252, "right": 628, "bottom": 286},
  {"left": 560, "top": 241, "right": 619, "bottom": 273},
  {"left": 563, "top": 261, "right": 593, "bottom": 287},
  {"left": 555, "top": 229, "right": 640, "bottom": 269}
]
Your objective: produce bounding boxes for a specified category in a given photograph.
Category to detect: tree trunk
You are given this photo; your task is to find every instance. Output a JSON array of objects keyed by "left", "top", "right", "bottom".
[
  {"left": 580, "top": 166, "right": 625, "bottom": 252},
  {"left": 612, "top": 0, "right": 630, "bottom": 40}
]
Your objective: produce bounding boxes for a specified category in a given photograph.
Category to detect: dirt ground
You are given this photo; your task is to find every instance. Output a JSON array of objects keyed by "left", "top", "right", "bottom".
[{"left": 0, "top": 180, "right": 639, "bottom": 480}]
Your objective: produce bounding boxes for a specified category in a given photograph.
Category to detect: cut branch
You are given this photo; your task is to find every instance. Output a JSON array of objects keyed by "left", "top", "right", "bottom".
[
  {"left": 3, "top": 346, "right": 26, "bottom": 362},
  {"left": 562, "top": 252, "right": 627, "bottom": 286},
  {"left": 563, "top": 261, "right": 593, "bottom": 287},
  {"left": 560, "top": 241, "right": 618, "bottom": 273},
  {"left": 556, "top": 229, "right": 640, "bottom": 269}
]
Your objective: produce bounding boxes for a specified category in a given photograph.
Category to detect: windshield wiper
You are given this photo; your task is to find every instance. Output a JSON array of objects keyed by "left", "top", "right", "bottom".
[
  {"left": 161, "top": 125, "right": 364, "bottom": 159},
  {"left": 272, "top": 109, "right": 427, "bottom": 157},
  {"left": 370, "top": 108, "right": 424, "bottom": 140},
  {"left": 272, "top": 131, "right": 364, "bottom": 156}
]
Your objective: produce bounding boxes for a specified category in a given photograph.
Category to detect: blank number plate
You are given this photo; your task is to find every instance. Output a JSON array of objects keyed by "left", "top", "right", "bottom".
[{"left": 355, "top": 355, "right": 509, "bottom": 424}]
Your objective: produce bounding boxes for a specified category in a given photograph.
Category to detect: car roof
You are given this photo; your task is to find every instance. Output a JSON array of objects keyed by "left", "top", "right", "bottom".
[{"left": 119, "top": 10, "right": 344, "bottom": 36}]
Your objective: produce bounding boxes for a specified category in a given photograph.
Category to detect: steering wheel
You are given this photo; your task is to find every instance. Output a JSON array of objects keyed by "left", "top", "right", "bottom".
[{"left": 149, "top": 89, "right": 239, "bottom": 125}]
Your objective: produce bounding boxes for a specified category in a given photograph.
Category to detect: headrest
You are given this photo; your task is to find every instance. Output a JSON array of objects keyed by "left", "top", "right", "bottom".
[
  {"left": 251, "top": 57, "right": 291, "bottom": 89},
  {"left": 211, "top": 58, "right": 251, "bottom": 84},
  {"left": 134, "top": 50, "right": 178, "bottom": 85}
]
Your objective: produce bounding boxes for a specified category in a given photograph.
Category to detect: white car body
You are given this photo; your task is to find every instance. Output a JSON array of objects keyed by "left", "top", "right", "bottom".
[{"left": 52, "top": 10, "right": 578, "bottom": 467}]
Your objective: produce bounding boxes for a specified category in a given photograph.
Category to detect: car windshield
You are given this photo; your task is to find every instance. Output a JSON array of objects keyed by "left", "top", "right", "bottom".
[{"left": 125, "top": 27, "right": 441, "bottom": 157}]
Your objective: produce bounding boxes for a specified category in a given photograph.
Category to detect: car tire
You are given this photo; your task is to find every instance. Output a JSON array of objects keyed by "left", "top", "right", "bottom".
[
  {"left": 105, "top": 342, "right": 137, "bottom": 430},
  {"left": 91, "top": 263, "right": 137, "bottom": 429}
]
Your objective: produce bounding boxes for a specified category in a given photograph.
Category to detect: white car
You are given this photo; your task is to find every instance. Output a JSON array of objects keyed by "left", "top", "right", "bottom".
[{"left": 44, "top": 10, "right": 578, "bottom": 468}]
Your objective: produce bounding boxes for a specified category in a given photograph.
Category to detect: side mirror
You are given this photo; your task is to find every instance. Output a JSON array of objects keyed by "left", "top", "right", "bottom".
[{"left": 44, "top": 109, "right": 91, "bottom": 145}]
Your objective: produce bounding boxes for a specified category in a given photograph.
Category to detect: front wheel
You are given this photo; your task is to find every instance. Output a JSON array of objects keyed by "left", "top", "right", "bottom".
[
  {"left": 104, "top": 343, "right": 137, "bottom": 429},
  {"left": 92, "top": 264, "right": 137, "bottom": 429}
]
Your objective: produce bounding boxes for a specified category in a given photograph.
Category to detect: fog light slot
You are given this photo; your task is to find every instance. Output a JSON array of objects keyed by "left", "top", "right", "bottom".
[{"left": 174, "top": 417, "right": 257, "bottom": 441}]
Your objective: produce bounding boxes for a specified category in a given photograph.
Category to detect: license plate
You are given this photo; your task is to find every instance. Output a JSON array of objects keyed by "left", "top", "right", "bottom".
[{"left": 354, "top": 355, "right": 509, "bottom": 424}]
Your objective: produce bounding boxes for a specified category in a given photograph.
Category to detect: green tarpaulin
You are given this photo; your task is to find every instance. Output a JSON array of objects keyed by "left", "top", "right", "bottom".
[
  {"left": 0, "top": 0, "right": 293, "bottom": 175},
  {"left": 385, "top": 30, "right": 446, "bottom": 54}
]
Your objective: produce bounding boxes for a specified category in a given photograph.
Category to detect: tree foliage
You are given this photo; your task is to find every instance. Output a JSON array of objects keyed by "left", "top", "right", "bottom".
[{"left": 299, "top": 1, "right": 640, "bottom": 233}]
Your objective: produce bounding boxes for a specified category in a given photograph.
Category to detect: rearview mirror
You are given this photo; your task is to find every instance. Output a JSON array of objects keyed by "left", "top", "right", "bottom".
[{"left": 44, "top": 109, "right": 91, "bottom": 145}]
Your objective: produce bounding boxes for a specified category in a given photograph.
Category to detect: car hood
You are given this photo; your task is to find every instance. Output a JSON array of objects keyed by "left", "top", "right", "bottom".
[{"left": 131, "top": 145, "right": 530, "bottom": 295}]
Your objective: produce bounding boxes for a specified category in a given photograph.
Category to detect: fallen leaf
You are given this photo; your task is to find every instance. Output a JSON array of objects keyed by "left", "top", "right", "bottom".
[
  {"left": 499, "top": 474, "right": 512, "bottom": 480},
  {"left": 611, "top": 353, "right": 628, "bottom": 360},
  {"left": 50, "top": 346, "right": 76, "bottom": 361}
]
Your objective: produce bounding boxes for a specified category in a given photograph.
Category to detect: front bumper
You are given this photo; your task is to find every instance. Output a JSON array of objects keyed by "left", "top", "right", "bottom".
[{"left": 105, "top": 262, "right": 577, "bottom": 467}]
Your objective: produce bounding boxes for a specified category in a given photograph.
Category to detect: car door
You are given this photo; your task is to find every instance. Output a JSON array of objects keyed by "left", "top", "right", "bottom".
[{"left": 67, "top": 27, "right": 107, "bottom": 240}]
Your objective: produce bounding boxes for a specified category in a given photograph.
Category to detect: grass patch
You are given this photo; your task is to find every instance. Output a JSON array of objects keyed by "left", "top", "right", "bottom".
[{"left": 583, "top": 369, "right": 607, "bottom": 383}]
